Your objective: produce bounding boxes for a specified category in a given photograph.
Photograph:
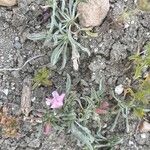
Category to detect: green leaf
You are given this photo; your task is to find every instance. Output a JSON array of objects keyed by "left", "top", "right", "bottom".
[
  {"left": 71, "top": 122, "right": 94, "bottom": 150},
  {"left": 27, "top": 32, "right": 47, "bottom": 41},
  {"left": 134, "top": 65, "right": 143, "bottom": 79},
  {"left": 60, "top": 43, "right": 68, "bottom": 70},
  {"left": 133, "top": 108, "right": 145, "bottom": 118},
  {"left": 85, "top": 30, "right": 98, "bottom": 37},
  {"left": 66, "top": 73, "right": 71, "bottom": 95},
  {"left": 51, "top": 43, "right": 65, "bottom": 66}
]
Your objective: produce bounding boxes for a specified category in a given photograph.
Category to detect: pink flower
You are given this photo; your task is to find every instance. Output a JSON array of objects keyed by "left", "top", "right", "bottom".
[
  {"left": 95, "top": 101, "right": 109, "bottom": 115},
  {"left": 46, "top": 91, "right": 65, "bottom": 109}
]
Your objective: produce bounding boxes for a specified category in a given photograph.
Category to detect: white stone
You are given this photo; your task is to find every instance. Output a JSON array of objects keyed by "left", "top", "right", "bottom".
[
  {"left": 129, "top": 140, "right": 134, "bottom": 145},
  {"left": 115, "top": 84, "right": 124, "bottom": 95},
  {"left": 124, "top": 23, "right": 130, "bottom": 29},
  {"left": 2, "top": 89, "right": 9, "bottom": 96},
  {"left": 141, "top": 133, "right": 146, "bottom": 139}
]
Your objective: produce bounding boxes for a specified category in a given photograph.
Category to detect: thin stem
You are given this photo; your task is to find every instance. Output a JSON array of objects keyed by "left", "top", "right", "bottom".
[
  {"left": 125, "top": 107, "right": 130, "bottom": 133},
  {"left": 0, "top": 54, "right": 45, "bottom": 72},
  {"left": 110, "top": 109, "right": 121, "bottom": 132}
]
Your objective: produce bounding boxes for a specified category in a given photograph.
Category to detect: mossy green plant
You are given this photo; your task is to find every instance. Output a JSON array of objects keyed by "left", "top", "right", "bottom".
[{"left": 32, "top": 68, "right": 52, "bottom": 89}]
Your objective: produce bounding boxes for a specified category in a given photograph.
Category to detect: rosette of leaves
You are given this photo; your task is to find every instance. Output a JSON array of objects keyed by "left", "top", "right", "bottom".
[
  {"left": 27, "top": 0, "right": 90, "bottom": 70},
  {"left": 32, "top": 68, "right": 52, "bottom": 89}
]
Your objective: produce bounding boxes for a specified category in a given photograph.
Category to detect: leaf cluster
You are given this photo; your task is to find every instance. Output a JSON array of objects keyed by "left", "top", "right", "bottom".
[
  {"left": 27, "top": 0, "right": 90, "bottom": 70},
  {"left": 44, "top": 77, "right": 121, "bottom": 149},
  {"left": 32, "top": 68, "right": 52, "bottom": 89},
  {"left": 129, "top": 42, "right": 150, "bottom": 79},
  {"left": 122, "top": 42, "right": 150, "bottom": 118}
]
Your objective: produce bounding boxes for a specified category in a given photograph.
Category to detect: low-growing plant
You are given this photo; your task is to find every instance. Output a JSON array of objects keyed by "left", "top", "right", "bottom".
[
  {"left": 32, "top": 67, "right": 52, "bottom": 89},
  {"left": 27, "top": 0, "right": 90, "bottom": 70},
  {"left": 129, "top": 42, "right": 150, "bottom": 79},
  {"left": 110, "top": 43, "right": 150, "bottom": 132},
  {"left": 43, "top": 76, "right": 122, "bottom": 150},
  {"left": 128, "top": 43, "right": 150, "bottom": 116},
  {"left": 123, "top": 75, "right": 150, "bottom": 118}
]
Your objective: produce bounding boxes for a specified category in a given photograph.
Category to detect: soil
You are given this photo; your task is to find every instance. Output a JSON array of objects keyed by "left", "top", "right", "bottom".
[{"left": 0, "top": 0, "right": 150, "bottom": 150}]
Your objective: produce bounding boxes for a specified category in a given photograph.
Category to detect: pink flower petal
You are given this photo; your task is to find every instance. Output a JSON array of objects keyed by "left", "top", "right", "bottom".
[
  {"left": 52, "top": 91, "right": 59, "bottom": 99},
  {"left": 100, "top": 101, "right": 109, "bottom": 110},
  {"left": 50, "top": 101, "right": 63, "bottom": 109},
  {"left": 46, "top": 91, "right": 65, "bottom": 109},
  {"left": 58, "top": 93, "right": 65, "bottom": 102},
  {"left": 95, "top": 108, "right": 108, "bottom": 114}
]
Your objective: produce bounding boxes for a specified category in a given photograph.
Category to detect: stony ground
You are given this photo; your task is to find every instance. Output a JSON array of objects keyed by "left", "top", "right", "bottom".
[{"left": 0, "top": 0, "right": 150, "bottom": 150}]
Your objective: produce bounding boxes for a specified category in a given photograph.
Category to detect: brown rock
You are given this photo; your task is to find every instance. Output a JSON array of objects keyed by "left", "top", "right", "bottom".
[
  {"left": 0, "top": 0, "right": 17, "bottom": 6},
  {"left": 139, "top": 121, "right": 150, "bottom": 132},
  {"left": 77, "top": 0, "right": 110, "bottom": 27}
]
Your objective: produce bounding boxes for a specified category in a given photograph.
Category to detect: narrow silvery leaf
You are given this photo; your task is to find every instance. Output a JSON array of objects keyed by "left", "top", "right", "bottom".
[
  {"left": 71, "top": 122, "right": 94, "bottom": 150},
  {"left": 27, "top": 32, "right": 47, "bottom": 41},
  {"left": 66, "top": 73, "right": 71, "bottom": 95},
  {"left": 61, "top": 43, "right": 68, "bottom": 70},
  {"left": 51, "top": 43, "right": 64, "bottom": 66}
]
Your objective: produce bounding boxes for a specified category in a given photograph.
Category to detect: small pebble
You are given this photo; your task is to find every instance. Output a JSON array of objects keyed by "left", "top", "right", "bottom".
[
  {"left": 129, "top": 140, "right": 134, "bottom": 145},
  {"left": 141, "top": 133, "right": 146, "bottom": 139},
  {"left": 31, "top": 97, "right": 36, "bottom": 102},
  {"left": 2, "top": 89, "right": 9, "bottom": 96},
  {"left": 115, "top": 84, "right": 124, "bottom": 95},
  {"left": 15, "top": 37, "right": 19, "bottom": 42},
  {"left": 28, "top": 139, "right": 41, "bottom": 148},
  {"left": 14, "top": 42, "right": 22, "bottom": 49}
]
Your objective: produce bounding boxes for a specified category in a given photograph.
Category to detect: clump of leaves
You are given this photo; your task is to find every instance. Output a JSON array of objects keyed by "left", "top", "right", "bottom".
[
  {"left": 43, "top": 76, "right": 122, "bottom": 150},
  {"left": 124, "top": 74, "right": 150, "bottom": 118},
  {"left": 32, "top": 67, "right": 52, "bottom": 89},
  {"left": 128, "top": 43, "right": 150, "bottom": 112},
  {"left": 0, "top": 107, "right": 19, "bottom": 137},
  {"left": 137, "top": 0, "right": 150, "bottom": 11},
  {"left": 129, "top": 42, "right": 150, "bottom": 79},
  {"left": 120, "top": 42, "right": 150, "bottom": 118},
  {"left": 110, "top": 43, "right": 150, "bottom": 132},
  {"left": 27, "top": 0, "right": 90, "bottom": 70}
]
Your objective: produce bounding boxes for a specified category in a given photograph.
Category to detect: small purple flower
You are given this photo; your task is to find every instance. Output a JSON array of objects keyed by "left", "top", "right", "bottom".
[{"left": 46, "top": 91, "right": 65, "bottom": 109}]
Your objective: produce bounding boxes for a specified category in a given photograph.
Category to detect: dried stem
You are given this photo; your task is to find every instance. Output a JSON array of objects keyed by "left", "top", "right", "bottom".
[{"left": 0, "top": 54, "right": 45, "bottom": 72}]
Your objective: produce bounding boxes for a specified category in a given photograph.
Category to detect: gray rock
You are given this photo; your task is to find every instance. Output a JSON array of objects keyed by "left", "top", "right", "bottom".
[
  {"left": 14, "top": 42, "right": 22, "bottom": 49},
  {"left": 110, "top": 42, "right": 128, "bottom": 61},
  {"left": 28, "top": 139, "right": 41, "bottom": 148}
]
